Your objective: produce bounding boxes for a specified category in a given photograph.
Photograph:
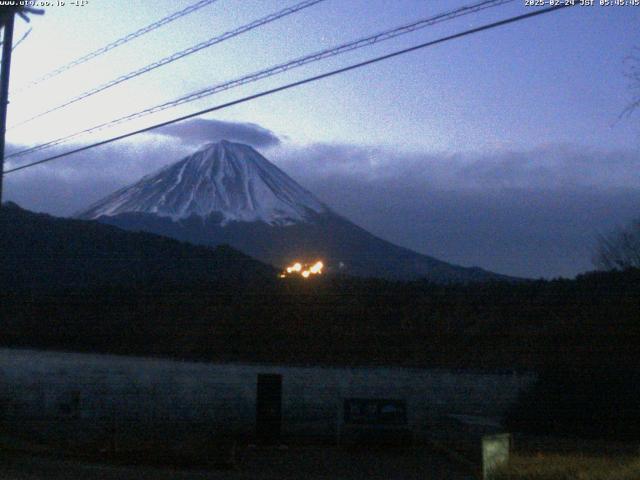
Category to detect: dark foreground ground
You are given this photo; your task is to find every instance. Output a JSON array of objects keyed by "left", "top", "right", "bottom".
[{"left": 0, "top": 445, "right": 475, "bottom": 480}]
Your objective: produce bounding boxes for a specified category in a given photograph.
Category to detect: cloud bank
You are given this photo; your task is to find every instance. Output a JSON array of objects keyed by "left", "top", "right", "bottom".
[{"left": 274, "top": 143, "right": 640, "bottom": 278}]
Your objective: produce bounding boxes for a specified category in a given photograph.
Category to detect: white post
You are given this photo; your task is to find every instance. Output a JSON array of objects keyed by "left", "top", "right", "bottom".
[{"left": 482, "top": 433, "right": 511, "bottom": 479}]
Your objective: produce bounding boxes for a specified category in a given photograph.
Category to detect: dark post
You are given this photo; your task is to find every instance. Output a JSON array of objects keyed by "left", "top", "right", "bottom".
[{"left": 0, "top": 11, "right": 15, "bottom": 207}]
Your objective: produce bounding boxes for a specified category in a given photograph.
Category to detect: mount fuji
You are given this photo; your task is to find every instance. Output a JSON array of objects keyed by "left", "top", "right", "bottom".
[{"left": 78, "top": 140, "right": 505, "bottom": 282}]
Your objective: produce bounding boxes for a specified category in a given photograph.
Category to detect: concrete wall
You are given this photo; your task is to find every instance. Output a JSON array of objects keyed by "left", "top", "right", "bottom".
[{"left": 0, "top": 348, "right": 534, "bottom": 447}]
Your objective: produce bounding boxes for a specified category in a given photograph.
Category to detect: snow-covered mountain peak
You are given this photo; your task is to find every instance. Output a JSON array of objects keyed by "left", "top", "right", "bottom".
[{"left": 78, "top": 140, "right": 327, "bottom": 225}]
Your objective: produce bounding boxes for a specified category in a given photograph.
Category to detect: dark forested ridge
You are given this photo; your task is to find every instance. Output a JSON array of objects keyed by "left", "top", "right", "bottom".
[
  {"left": 0, "top": 202, "right": 275, "bottom": 293},
  {"left": 1, "top": 203, "right": 639, "bottom": 371}
]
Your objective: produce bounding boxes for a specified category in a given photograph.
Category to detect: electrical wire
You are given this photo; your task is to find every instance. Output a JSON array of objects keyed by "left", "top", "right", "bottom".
[
  {"left": 3, "top": 3, "right": 573, "bottom": 176},
  {"left": 9, "top": 0, "right": 328, "bottom": 129},
  {"left": 6, "top": 0, "right": 516, "bottom": 160},
  {"left": 11, "top": 0, "right": 220, "bottom": 93}
]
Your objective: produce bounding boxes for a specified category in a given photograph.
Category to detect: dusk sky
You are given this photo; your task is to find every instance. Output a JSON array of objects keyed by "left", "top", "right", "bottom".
[{"left": 4, "top": 0, "right": 640, "bottom": 278}]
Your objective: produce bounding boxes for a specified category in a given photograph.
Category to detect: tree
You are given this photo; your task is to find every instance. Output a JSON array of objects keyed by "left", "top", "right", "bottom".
[
  {"left": 594, "top": 218, "right": 640, "bottom": 271},
  {"left": 622, "top": 47, "right": 640, "bottom": 118}
]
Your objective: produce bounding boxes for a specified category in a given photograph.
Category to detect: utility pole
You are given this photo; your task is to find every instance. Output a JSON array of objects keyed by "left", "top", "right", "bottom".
[
  {"left": 0, "top": 10, "right": 15, "bottom": 207},
  {"left": 0, "top": 5, "right": 43, "bottom": 207}
]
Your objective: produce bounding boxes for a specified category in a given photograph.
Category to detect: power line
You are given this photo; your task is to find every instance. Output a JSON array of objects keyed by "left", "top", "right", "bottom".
[
  {"left": 11, "top": 0, "right": 219, "bottom": 94},
  {"left": 10, "top": 27, "right": 31, "bottom": 51},
  {"left": 3, "top": 3, "right": 573, "bottom": 176},
  {"left": 6, "top": 0, "right": 515, "bottom": 160},
  {"left": 9, "top": 0, "right": 328, "bottom": 130}
]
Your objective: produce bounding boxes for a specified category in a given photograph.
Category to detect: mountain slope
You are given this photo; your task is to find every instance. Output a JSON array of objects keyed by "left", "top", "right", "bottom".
[
  {"left": 79, "top": 140, "right": 509, "bottom": 283},
  {"left": 0, "top": 202, "right": 275, "bottom": 294}
]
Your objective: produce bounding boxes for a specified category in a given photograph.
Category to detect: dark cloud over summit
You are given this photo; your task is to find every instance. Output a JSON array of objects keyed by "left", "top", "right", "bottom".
[{"left": 154, "top": 118, "right": 281, "bottom": 148}]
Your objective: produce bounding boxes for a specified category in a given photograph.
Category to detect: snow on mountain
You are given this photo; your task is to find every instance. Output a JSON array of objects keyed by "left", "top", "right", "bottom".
[{"left": 79, "top": 140, "right": 326, "bottom": 226}]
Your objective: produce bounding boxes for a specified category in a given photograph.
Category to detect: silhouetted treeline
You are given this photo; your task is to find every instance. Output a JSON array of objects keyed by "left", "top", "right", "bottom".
[
  {"left": 1, "top": 202, "right": 639, "bottom": 370},
  {"left": 2, "top": 269, "right": 638, "bottom": 370}
]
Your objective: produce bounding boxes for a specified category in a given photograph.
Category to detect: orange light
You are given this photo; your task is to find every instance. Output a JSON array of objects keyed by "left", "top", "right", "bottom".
[
  {"left": 281, "top": 260, "right": 324, "bottom": 279},
  {"left": 310, "top": 261, "right": 323, "bottom": 274}
]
